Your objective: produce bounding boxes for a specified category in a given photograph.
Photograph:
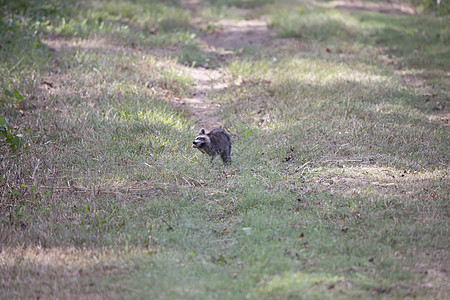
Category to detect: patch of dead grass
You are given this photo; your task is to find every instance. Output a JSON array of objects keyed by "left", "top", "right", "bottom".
[
  {"left": 0, "top": 246, "right": 142, "bottom": 299},
  {"left": 305, "top": 165, "right": 448, "bottom": 200},
  {"left": 322, "top": 0, "right": 416, "bottom": 16}
]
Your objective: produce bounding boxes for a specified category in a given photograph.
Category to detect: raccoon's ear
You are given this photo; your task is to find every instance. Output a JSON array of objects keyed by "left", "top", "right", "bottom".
[{"left": 199, "top": 128, "right": 206, "bottom": 135}]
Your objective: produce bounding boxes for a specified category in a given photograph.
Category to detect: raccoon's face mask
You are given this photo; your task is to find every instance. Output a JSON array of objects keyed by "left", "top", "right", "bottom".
[
  {"left": 193, "top": 135, "right": 209, "bottom": 152},
  {"left": 192, "top": 137, "right": 206, "bottom": 148}
]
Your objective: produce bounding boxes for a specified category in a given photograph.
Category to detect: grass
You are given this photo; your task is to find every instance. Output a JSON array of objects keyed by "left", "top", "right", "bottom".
[{"left": 1, "top": 0, "right": 449, "bottom": 299}]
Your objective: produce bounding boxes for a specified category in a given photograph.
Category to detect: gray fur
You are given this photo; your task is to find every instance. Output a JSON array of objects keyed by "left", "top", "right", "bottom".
[{"left": 192, "top": 128, "right": 231, "bottom": 164}]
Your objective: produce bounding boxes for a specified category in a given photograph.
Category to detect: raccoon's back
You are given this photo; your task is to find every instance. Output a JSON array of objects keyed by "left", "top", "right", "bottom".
[{"left": 208, "top": 129, "right": 231, "bottom": 152}]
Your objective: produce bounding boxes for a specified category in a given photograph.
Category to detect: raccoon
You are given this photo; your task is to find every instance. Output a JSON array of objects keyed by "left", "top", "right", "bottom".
[{"left": 192, "top": 128, "right": 231, "bottom": 164}]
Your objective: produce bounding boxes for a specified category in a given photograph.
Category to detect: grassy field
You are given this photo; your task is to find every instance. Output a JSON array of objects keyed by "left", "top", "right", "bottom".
[{"left": 1, "top": 0, "right": 449, "bottom": 298}]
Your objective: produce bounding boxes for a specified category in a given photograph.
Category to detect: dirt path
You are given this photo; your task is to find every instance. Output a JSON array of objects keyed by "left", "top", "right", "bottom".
[
  {"left": 178, "top": 0, "right": 417, "bottom": 131},
  {"left": 179, "top": 0, "right": 276, "bottom": 131},
  {"left": 175, "top": 67, "right": 228, "bottom": 130}
]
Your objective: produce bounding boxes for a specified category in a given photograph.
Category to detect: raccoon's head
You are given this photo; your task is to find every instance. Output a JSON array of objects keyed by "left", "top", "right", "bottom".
[{"left": 192, "top": 128, "right": 210, "bottom": 151}]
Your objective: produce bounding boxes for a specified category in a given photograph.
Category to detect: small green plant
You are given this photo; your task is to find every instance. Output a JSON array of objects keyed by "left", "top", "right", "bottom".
[
  {"left": 0, "top": 89, "right": 25, "bottom": 153},
  {"left": 0, "top": 116, "right": 23, "bottom": 153}
]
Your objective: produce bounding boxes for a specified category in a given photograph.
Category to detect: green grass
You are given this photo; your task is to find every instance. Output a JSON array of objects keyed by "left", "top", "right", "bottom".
[{"left": 1, "top": 0, "right": 449, "bottom": 299}]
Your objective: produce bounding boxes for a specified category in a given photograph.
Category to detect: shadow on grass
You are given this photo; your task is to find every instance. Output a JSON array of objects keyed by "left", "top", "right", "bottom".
[
  {"left": 353, "top": 12, "right": 449, "bottom": 69},
  {"left": 216, "top": 76, "right": 448, "bottom": 171}
]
